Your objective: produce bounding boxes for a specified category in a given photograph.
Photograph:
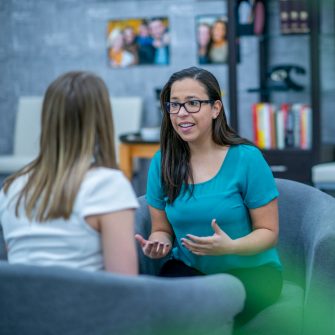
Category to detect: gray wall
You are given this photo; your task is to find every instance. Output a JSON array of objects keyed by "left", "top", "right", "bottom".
[
  {"left": 0, "top": 0, "right": 233, "bottom": 156},
  {"left": 0, "top": 0, "right": 334, "bottom": 192}
]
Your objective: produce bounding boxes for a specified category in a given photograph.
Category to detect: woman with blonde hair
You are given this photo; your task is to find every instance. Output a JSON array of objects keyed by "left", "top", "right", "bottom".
[{"left": 0, "top": 71, "right": 138, "bottom": 275}]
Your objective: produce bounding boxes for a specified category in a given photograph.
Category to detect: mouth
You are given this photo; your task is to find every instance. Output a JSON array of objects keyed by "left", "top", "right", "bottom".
[{"left": 178, "top": 122, "right": 195, "bottom": 129}]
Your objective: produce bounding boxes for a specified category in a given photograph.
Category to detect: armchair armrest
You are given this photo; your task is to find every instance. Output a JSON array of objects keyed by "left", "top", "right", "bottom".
[
  {"left": 302, "top": 202, "right": 335, "bottom": 335},
  {"left": 0, "top": 155, "right": 35, "bottom": 174},
  {"left": 0, "top": 262, "right": 245, "bottom": 335}
]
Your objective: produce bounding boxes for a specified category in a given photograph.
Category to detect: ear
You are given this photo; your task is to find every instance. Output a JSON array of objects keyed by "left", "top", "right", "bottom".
[{"left": 212, "top": 100, "right": 222, "bottom": 119}]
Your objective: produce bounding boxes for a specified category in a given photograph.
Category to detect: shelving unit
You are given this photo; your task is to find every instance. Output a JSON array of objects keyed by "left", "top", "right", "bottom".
[{"left": 227, "top": 0, "right": 322, "bottom": 184}]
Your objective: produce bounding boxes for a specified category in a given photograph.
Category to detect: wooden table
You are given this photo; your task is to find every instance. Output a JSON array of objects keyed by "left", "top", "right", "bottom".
[{"left": 119, "top": 133, "right": 160, "bottom": 180}]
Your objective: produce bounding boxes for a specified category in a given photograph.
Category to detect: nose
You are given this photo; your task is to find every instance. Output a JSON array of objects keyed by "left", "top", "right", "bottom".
[{"left": 178, "top": 104, "right": 189, "bottom": 116}]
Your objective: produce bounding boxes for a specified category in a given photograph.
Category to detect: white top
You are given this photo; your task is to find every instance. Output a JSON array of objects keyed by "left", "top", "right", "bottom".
[{"left": 0, "top": 168, "right": 138, "bottom": 271}]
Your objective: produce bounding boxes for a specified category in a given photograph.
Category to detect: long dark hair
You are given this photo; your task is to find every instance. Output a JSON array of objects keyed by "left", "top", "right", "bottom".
[{"left": 160, "top": 66, "right": 253, "bottom": 203}]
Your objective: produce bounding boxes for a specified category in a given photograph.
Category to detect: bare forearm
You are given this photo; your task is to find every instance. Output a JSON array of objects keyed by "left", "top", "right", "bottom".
[
  {"left": 106, "top": 253, "right": 138, "bottom": 275},
  {"left": 230, "top": 228, "right": 277, "bottom": 255}
]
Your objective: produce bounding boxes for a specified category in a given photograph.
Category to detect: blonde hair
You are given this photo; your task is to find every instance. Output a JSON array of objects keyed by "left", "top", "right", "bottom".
[{"left": 4, "top": 71, "right": 118, "bottom": 221}]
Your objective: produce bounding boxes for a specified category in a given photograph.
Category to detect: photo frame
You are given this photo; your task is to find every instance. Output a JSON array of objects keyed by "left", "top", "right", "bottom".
[
  {"left": 196, "top": 15, "right": 229, "bottom": 65},
  {"left": 107, "top": 17, "right": 170, "bottom": 68}
]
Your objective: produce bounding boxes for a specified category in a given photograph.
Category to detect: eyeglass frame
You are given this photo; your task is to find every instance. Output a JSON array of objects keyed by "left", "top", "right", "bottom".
[{"left": 164, "top": 99, "right": 214, "bottom": 114}]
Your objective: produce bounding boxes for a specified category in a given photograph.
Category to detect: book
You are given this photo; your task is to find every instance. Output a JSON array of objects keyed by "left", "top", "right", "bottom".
[{"left": 276, "top": 109, "right": 285, "bottom": 149}]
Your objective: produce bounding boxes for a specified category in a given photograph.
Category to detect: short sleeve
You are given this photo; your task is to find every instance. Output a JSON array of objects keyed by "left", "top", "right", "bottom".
[
  {"left": 146, "top": 151, "right": 166, "bottom": 210},
  {"left": 81, "top": 169, "right": 139, "bottom": 217},
  {"left": 240, "top": 146, "right": 279, "bottom": 209}
]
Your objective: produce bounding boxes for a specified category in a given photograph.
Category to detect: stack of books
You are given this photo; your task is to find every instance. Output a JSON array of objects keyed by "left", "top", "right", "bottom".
[{"left": 252, "top": 102, "right": 312, "bottom": 150}]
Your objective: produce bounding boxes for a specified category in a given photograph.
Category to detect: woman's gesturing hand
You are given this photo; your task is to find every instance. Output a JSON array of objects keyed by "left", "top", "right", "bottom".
[
  {"left": 135, "top": 234, "right": 172, "bottom": 259},
  {"left": 181, "top": 219, "right": 234, "bottom": 256}
]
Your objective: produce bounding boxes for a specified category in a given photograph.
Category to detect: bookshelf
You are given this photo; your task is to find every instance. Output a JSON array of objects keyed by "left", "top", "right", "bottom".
[{"left": 227, "top": 0, "right": 322, "bottom": 184}]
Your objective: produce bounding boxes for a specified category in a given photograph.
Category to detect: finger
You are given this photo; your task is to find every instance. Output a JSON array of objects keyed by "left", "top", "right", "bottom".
[
  {"left": 162, "top": 243, "right": 171, "bottom": 255},
  {"left": 182, "top": 238, "right": 211, "bottom": 253},
  {"left": 135, "top": 234, "right": 147, "bottom": 246},
  {"left": 211, "top": 219, "right": 222, "bottom": 234},
  {"left": 149, "top": 241, "right": 160, "bottom": 257},
  {"left": 193, "top": 250, "right": 205, "bottom": 256},
  {"left": 185, "top": 235, "right": 211, "bottom": 245},
  {"left": 183, "top": 243, "right": 204, "bottom": 255},
  {"left": 143, "top": 241, "right": 154, "bottom": 255},
  {"left": 156, "top": 242, "right": 165, "bottom": 254},
  {"left": 181, "top": 238, "right": 198, "bottom": 249}
]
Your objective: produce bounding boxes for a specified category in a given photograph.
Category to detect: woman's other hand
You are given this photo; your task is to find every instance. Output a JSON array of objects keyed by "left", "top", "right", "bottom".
[{"left": 135, "top": 234, "right": 171, "bottom": 259}]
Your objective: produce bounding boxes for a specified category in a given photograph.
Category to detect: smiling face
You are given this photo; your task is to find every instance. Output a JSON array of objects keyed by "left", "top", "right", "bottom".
[
  {"left": 169, "top": 78, "right": 221, "bottom": 145},
  {"left": 212, "top": 21, "right": 226, "bottom": 43}
]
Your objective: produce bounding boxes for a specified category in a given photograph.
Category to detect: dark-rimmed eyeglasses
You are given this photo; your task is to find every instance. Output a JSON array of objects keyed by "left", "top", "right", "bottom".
[{"left": 165, "top": 99, "right": 214, "bottom": 114}]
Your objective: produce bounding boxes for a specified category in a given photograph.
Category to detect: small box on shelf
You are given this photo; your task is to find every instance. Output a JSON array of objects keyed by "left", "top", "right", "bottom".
[{"left": 280, "top": 0, "right": 310, "bottom": 35}]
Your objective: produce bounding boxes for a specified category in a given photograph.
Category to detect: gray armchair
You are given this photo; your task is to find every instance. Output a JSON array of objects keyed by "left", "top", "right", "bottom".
[
  {"left": 134, "top": 178, "right": 335, "bottom": 335},
  {"left": 0, "top": 204, "right": 244, "bottom": 335}
]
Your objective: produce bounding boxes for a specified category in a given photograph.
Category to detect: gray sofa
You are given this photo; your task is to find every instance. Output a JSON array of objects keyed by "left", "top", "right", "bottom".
[{"left": 1, "top": 178, "right": 335, "bottom": 335}]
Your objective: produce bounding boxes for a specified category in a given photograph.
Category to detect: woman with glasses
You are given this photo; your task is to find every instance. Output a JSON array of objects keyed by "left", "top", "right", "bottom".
[{"left": 136, "top": 67, "right": 283, "bottom": 327}]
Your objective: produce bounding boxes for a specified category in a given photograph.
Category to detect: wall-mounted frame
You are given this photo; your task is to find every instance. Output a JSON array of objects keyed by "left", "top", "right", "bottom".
[
  {"left": 107, "top": 17, "right": 170, "bottom": 68},
  {"left": 196, "top": 15, "right": 229, "bottom": 65}
]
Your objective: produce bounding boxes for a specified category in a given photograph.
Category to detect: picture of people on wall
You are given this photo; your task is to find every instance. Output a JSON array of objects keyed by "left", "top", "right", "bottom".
[
  {"left": 107, "top": 17, "right": 170, "bottom": 68},
  {"left": 196, "top": 15, "right": 229, "bottom": 65}
]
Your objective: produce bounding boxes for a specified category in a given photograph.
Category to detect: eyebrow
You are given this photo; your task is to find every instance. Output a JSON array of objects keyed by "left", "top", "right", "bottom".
[{"left": 170, "top": 95, "right": 201, "bottom": 101}]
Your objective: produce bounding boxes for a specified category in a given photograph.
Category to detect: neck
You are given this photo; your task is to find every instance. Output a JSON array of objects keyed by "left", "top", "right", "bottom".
[{"left": 188, "top": 137, "right": 219, "bottom": 157}]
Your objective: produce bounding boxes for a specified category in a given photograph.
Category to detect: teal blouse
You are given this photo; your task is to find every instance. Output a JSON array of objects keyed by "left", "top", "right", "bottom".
[{"left": 146, "top": 144, "right": 282, "bottom": 274}]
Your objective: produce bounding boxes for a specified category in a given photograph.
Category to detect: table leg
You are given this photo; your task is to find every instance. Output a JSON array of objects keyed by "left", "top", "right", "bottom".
[{"left": 119, "top": 143, "right": 133, "bottom": 180}]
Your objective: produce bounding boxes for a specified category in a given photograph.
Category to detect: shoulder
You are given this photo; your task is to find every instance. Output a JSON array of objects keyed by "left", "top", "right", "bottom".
[
  {"left": 152, "top": 150, "right": 161, "bottom": 161},
  {"left": 79, "top": 167, "right": 138, "bottom": 216},
  {"left": 232, "top": 144, "right": 262, "bottom": 159},
  {"left": 148, "top": 150, "right": 161, "bottom": 170},
  {"left": 82, "top": 167, "right": 130, "bottom": 192},
  {"left": 85, "top": 167, "right": 124, "bottom": 181},
  {"left": 231, "top": 144, "right": 268, "bottom": 173}
]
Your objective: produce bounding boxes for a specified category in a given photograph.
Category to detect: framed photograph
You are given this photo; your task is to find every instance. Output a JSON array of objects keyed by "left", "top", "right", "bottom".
[
  {"left": 107, "top": 17, "right": 170, "bottom": 68},
  {"left": 196, "top": 15, "right": 229, "bottom": 65}
]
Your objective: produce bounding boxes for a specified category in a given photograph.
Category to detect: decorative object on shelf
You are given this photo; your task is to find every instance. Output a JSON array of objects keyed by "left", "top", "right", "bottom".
[
  {"left": 107, "top": 17, "right": 170, "bottom": 68},
  {"left": 267, "top": 64, "right": 306, "bottom": 91},
  {"left": 236, "top": 0, "right": 265, "bottom": 36},
  {"left": 248, "top": 64, "right": 306, "bottom": 92},
  {"left": 279, "top": 0, "right": 310, "bottom": 35}
]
